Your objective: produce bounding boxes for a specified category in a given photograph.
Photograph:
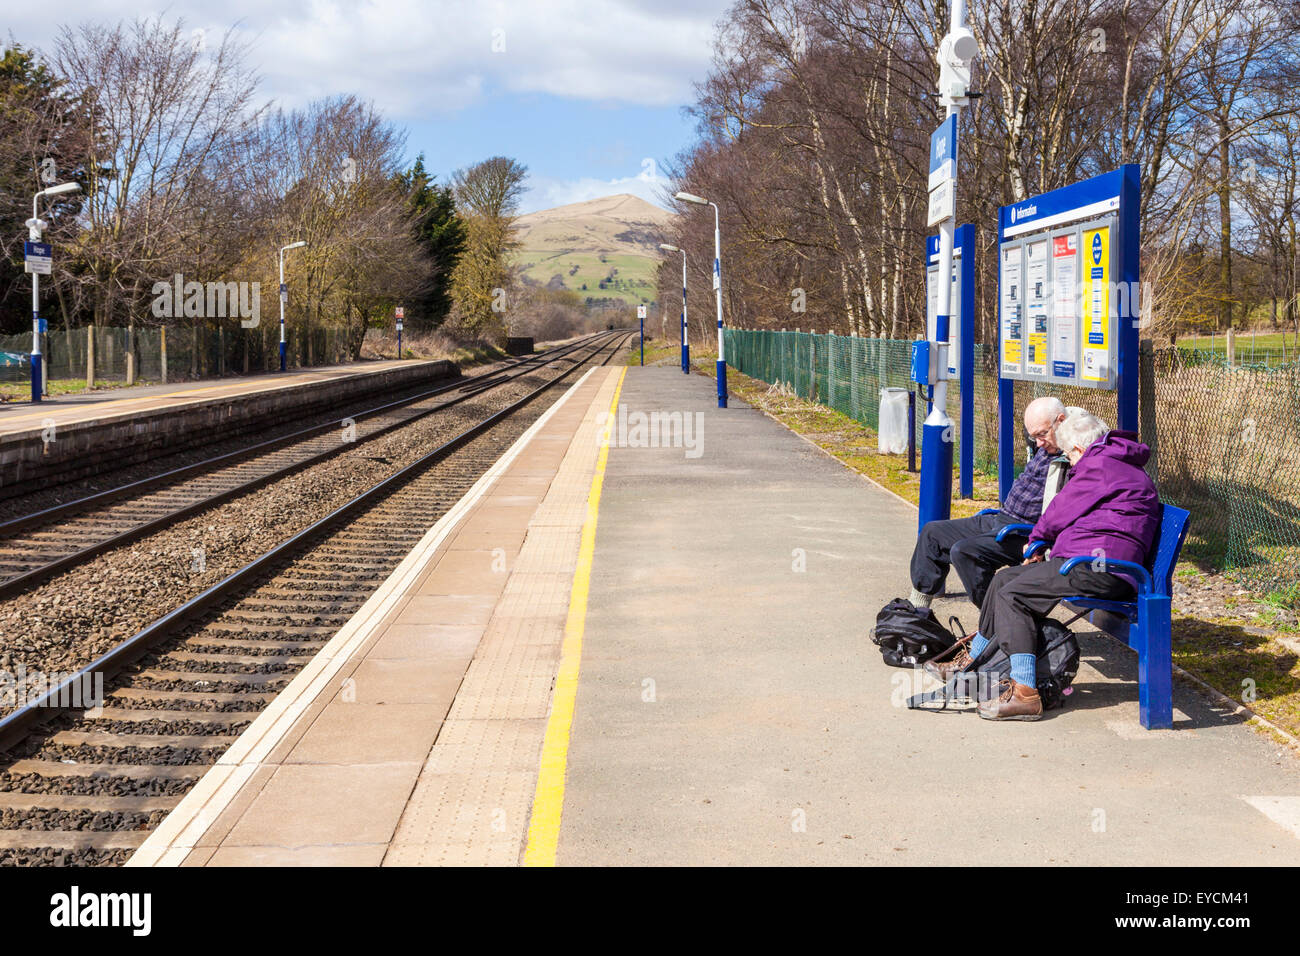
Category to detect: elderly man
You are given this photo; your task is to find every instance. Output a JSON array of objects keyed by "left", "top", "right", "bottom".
[
  {"left": 907, "top": 396, "right": 1072, "bottom": 609},
  {"left": 926, "top": 413, "right": 1161, "bottom": 720}
]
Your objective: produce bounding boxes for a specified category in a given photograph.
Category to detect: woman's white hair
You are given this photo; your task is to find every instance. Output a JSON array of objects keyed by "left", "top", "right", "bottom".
[{"left": 1056, "top": 411, "right": 1109, "bottom": 454}]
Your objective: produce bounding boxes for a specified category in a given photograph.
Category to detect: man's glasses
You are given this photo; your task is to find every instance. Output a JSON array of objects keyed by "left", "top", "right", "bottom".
[{"left": 1028, "top": 425, "right": 1052, "bottom": 440}]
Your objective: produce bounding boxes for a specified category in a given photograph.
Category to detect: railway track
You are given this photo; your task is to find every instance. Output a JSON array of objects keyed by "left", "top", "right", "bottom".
[
  {"left": 0, "top": 335, "right": 613, "bottom": 599},
  {"left": 0, "top": 330, "right": 631, "bottom": 866}
]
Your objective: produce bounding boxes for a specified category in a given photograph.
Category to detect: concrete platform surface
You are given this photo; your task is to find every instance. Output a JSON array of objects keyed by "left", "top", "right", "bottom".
[{"left": 555, "top": 366, "right": 1300, "bottom": 865}]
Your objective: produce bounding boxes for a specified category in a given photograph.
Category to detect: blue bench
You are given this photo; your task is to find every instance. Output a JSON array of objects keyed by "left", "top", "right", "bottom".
[{"left": 972, "top": 505, "right": 1191, "bottom": 729}]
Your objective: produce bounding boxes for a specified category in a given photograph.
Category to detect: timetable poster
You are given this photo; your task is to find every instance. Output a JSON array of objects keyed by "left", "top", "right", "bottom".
[
  {"left": 1081, "top": 225, "right": 1110, "bottom": 383},
  {"left": 926, "top": 259, "right": 962, "bottom": 379},
  {"left": 1025, "top": 239, "right": 1049, "bottom": 377},
  {"left": 1000, "top": 245, "right": 1023, "bottom": 375},
  {"left": 1051, "top": 233, "right": 1079, "bottom": 380}
]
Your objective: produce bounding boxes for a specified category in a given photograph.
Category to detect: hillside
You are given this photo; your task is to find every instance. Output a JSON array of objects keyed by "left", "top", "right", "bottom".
[{"left": 512, "top": 194, "right": 671, "bottom": 309}]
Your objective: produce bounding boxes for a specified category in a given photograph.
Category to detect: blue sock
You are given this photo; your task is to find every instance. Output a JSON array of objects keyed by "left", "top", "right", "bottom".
[
  {"left": 969, "top": 632, "right": 989, "bottom": 657},
  {"left": 1010, "top": 653, "right": 1037, "bottom": 687}
]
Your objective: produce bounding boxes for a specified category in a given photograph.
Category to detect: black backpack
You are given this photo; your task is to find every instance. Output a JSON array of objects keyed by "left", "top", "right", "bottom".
[
  {"left": 907, "top": 619, "right": 1081, "bottom": 712},
  {"left": 870, "top": 598, "right": 965, "bottom": 668}
]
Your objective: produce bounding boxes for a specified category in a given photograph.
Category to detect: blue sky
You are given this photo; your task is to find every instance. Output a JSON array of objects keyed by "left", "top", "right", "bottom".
[{"left": 8, "top": 0, "right": 732, "bottom": 212}]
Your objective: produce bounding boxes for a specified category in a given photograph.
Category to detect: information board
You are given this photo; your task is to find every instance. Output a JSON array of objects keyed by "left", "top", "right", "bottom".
[
  {"left": 994, "top": 165, "right": 1141, "bottom": 505},
  {"left": 998, "top": 212, "right": 1119, "bottom": 390}
]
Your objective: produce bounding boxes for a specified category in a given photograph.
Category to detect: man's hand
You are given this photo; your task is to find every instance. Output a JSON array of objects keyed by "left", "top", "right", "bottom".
[
  {"left": 1022, "top": 542, "right": 1046, "bottom": 565},
  {"left": 1021, "top": 553, "right": 1045, "bottom": 565}
]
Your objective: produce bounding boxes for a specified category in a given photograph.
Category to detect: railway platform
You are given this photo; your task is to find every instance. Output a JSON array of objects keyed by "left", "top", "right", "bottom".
[{"left": 132, "top": 365, "right": 1300, "bottom": 866}]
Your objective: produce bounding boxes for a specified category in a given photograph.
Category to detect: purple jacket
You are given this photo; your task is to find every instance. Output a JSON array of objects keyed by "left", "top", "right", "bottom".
[{"left": 1028, "top": 431, "right": 1160, "bottom": 576}]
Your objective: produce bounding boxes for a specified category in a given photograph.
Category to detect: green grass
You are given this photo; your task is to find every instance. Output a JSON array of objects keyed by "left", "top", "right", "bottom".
[
  {"left": 513, "top": 251, "right": 659, "bottom": 308},
  {"left": 0, "top": 377, "right": 149, "bottom": 402},
  {"left": 1176, "top": 331, "right": 1299, "bottom": 364}
]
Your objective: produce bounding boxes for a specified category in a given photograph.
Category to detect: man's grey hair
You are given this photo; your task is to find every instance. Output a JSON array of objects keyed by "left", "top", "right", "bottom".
[
  {"left": 1024, "top": 396, "right": 1066, "bottom": 424},
  {"left": 1056, "top": 412, "right": 1109, "bottom": 454}
]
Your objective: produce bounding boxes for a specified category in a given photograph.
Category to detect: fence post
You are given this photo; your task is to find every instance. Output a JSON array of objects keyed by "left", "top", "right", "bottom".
[
  {"left": 1225, "top": 328, "right": 1235, "bottom": 366},
  {"left": 160, "top": 326, "right": 168, "bottom": 384},
  {"left": 850, "top": 335, "right": 860, "bottom": 420},
  {"left": 877, "top": 332, "right": 886, "bottom": 395},
  {"left": 828, "top": 335, "right": 836, "bottom": 410},
  {"left": 86, "top": 326, "right": 95, "bottom": 388},
  {"left": 125, "top": 324, "right": 136, "bottom": 386},
  {"left": 1139, "top": 339, "right": 1158, "bottom": 483},
  {"left": 218, "top": 324, "right": 226, "bottom": 376}
]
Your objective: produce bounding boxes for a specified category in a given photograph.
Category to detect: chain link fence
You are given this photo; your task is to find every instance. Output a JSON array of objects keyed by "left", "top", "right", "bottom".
[
  {"left": 725, "top": 328, "right": 1300, "bottom": 593},
  {"left": 0, "top": 324, "right": 357, "bottom": 385}
]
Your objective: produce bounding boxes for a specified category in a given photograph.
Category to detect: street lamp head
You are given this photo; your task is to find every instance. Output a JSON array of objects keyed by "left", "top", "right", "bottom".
[
  {"left": 284, "top": 240, "right": 307, "bottom": 250},
  {"left": 40, "top": 182, "right": 81, "bottom": 198},
  {"left": 659, "top": 243, "right": 680, "bottom": 252},
  {"left": 674, "top": 191, "right": 709, "bottom": 206}
]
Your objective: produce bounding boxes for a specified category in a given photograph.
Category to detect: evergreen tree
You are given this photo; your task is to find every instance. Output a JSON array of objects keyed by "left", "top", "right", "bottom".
[{"left": 396, "top": 154, "right": 463, "bottom": 329}]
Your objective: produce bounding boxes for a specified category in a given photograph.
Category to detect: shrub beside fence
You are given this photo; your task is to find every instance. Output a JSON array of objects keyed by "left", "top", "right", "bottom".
[{"left": 725, "top": 328, "right": 1300, "bottom": 592}]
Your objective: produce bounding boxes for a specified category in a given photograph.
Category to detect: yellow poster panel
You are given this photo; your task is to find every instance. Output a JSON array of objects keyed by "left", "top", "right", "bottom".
[
  {"left": 1004, "top": 339, "right": 1022, "bottom": 365},
  {"left": 1028, "top": 332, "right": 1048, "bottom": 367},
  {"left": 1080, "top": 226, "right": 1110, "bottom": 383}
]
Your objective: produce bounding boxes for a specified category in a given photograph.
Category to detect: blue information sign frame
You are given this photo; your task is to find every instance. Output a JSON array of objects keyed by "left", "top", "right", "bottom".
[{"left": 995, "top": 165, "right": 1140, "bottom": 501}]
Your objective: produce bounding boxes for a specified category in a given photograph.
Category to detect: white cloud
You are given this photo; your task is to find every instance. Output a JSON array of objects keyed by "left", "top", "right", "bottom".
[{"left": 8, "top": 0, "right": 728, "bottom": 118}]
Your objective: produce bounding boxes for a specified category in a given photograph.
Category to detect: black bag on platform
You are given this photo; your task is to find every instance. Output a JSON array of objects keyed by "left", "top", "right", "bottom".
[
  {"left": 907, "top": 619, "right": 1081, "bottom": 712},
  {"left": 870, "top": 598, "right": 965, "bottom": 668}
]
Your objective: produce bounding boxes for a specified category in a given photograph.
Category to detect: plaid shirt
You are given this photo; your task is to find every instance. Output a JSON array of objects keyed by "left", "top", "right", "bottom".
[{"left": 1001, "top": 448, "right": 1053, "bottom": 522}]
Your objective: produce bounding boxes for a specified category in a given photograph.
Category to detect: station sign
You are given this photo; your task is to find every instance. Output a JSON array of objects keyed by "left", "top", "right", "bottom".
[
  {"left": 23, "top": 241, "right": 52, "bottom": 275},
  {"left": 926, "top": 116, "right": 957, "bottom": 227},
  {"left": 925, "top": 232, "right": 966, "bottom": 379}
]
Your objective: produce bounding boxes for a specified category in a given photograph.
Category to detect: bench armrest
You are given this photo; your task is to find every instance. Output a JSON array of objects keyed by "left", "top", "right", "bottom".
[
  {"left": 1058, "top": 555, "right": 1152, "bottom": 594},
  {"left": 976, "top": 508, "right": 1000, "bottom": 517},
  {"left": 1024, "top": 540, "right": 1050, "bottom": 558},
  {"left": 995, "top": 523, "right": 1034, "bottom": 542}
]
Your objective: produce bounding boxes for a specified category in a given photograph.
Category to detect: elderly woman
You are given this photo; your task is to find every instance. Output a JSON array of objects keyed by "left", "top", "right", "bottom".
[{"left": 925, "top": 412, "right": 1161, "bottom": 720}]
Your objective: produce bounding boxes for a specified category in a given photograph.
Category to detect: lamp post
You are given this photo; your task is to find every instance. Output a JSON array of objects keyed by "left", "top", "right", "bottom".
[
  {"left": 278, "top": 241, "right": 307, "bottom": 371},
  {"left": 675, "top": 191, "right": 727, "bottom": 407},
  {"left": 25, "top": 181, "right": 81, "bottom": 403},
  {"left": 659, "top": 243, "right": 689, "bottom": 373}
]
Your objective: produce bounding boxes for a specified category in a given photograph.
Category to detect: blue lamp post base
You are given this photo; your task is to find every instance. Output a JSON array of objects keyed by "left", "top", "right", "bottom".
[
  {"left": 279, "top": 341, "right": 287, "bottom": 372},
  {"left": 716, "top": 360, "right": 728, "bottom": 408},
  {"left": 30, "top": 354, "right": 42, "bottom": 404},
  {"left": 918, "top": 418, "right": 953, "bottom": 532},
  {"left": 681, "top": 344, "right": 690, "bottom": 374}
]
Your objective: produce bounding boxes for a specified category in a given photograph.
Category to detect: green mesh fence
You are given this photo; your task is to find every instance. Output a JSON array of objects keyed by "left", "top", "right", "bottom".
[
  {"left": 724, "top": 328, "right": 1300, "bottom": 593},
  {"left": 724, "top": 329, "right": 1000, "bottom": 478}
]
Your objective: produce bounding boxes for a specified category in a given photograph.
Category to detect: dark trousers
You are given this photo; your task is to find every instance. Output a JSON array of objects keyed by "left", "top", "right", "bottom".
[
  {"left": 978, "top": 558, "right": 1136, "bottom": 656},
  {"left": 910, "top": 512, "right": 1026, "bottom": 607}
]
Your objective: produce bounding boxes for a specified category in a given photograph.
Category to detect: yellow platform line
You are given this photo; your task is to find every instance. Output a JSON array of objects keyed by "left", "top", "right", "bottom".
[{"left": 523, "top": 366, "right": 626, "bottom": 866}]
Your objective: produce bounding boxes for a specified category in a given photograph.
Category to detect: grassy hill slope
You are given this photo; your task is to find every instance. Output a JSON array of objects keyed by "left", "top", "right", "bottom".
[{"left": 513, "top": 193, "right": 671, "bottom": 308}]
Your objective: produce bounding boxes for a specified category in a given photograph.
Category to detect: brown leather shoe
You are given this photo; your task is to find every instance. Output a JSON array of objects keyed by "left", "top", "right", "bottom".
[
  {"left": 977, "top": 678, "right": 1043, "bottom": 721},
  {"left": 923, "top": 637, "right": 973, "bottom": 682}
]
